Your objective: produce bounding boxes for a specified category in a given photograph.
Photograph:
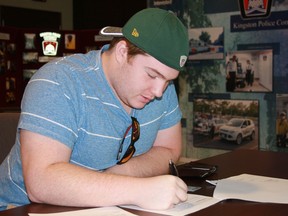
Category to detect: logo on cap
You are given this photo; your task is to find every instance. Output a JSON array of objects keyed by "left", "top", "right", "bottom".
[
  {"left": 179, "top": 56, "right": 187, "bottom": 68},
  {"left": 131, "top": 28, "right": 139, "bottom": 37}
]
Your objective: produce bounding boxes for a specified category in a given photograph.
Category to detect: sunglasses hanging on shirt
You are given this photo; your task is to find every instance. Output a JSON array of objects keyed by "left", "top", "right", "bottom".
[{"left": 117, "top": 117, "right": 140, "bottom": 165}]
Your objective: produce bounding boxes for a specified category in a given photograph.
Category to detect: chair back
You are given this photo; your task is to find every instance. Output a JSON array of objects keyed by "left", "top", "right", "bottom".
[{"left": 0, "top": 112, "right": 20, "bottom": 164}]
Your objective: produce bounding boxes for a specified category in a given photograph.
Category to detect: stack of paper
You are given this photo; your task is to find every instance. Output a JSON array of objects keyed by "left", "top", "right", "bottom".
[
  {"left": 122, "top": 194, "right": 220, "bottom": 216},
  {"left": 213, "top": 173, "right": 288, "bottom": 204},
  {"left": 29, "top": 174, "right": 288, "bottom": 216}
]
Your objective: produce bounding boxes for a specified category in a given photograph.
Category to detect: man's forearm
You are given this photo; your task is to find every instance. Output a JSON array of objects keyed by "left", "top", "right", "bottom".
[
  {"left": 26, "top": 162, "right": 142, "bottom": 207},
  {"left": 25, "top": 161, "right": 187, "bottom": 210},
  {"left": 105, "top": 146, "right": 180, "bottom": 177}
]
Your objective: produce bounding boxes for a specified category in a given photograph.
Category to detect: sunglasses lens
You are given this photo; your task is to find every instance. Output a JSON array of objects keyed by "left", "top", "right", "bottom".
[
  {"left": 132, "top": 118, "right": 139, "bottom": 138},
  {"left": 117, "top": 146, "right": 135, "bottom": 164}
]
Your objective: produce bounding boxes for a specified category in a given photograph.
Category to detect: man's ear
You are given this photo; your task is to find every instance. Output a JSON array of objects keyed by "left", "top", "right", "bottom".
[{"left": 115, "top": 40, "right": 128, "bottom": 64}]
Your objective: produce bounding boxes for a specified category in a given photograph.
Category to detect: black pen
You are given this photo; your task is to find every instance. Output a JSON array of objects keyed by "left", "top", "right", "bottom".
[{"left": 169, "top": 159, "right": 179, "bottom": 177}]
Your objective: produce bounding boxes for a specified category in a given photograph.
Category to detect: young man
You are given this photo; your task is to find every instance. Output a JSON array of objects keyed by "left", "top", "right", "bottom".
[{"left": 0, "top": 8, "right": 189, "bottom": 211}]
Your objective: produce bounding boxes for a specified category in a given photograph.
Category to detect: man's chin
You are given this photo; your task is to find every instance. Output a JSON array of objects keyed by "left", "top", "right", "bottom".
[{"left": 132, "top": 101, "right": 149, "bottom": 110}]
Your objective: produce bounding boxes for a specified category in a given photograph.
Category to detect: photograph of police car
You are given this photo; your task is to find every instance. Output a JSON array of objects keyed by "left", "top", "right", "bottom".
[
  {"left": 192, "top": 98, "right": 258, "bottom": 150},
  {"left": 194, "top": 117, "right": 228, "bottom": 138},
  {"left": 219, "top": 118, "right": 255, "bottom": 145}
]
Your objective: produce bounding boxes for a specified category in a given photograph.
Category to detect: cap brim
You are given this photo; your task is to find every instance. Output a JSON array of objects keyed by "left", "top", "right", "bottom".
[{"left": 99, "top": 26, "right": 123, "bottom": 37}]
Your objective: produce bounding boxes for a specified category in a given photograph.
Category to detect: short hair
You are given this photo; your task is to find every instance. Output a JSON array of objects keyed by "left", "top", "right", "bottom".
[{"left": 108, "top": 37, "right": 146, "bottom": 62}]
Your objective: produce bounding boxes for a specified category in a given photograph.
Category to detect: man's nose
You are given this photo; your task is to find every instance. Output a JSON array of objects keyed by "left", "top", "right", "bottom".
[{"left": 152, "top": 80, "right": 167, "bottom": 98}]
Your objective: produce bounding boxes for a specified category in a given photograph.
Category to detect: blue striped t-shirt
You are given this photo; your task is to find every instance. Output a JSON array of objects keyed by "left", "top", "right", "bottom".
[{"left": 0, "top": 45, "right": 182, "bottom": 209}]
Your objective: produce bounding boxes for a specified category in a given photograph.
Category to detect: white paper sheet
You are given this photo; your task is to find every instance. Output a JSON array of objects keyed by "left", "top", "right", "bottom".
[
  {"left": 29, "top": 206, "right": 137, "bottom": 216},
  {"left": 213, "top": 173, "right": 288, "bottom": 204},
  {"left": 29, "top": 174, "right": 288, "bottom": 216},
  {"left": 122, "top": 194, "right": 220, "bottom": 216}
]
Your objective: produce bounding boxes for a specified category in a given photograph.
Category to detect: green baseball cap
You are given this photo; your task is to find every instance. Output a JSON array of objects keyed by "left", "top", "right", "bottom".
[{"left": 100, "top": 8, "right": 189, "bottom": 71}]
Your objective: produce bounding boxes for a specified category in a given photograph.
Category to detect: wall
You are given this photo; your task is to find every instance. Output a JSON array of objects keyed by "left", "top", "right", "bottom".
[
  {"left": 73, "top": 0, "right": 147, "bottom": 29},
  {"left": 258, "top": 51, "right": 273, "bottom": 91},
  {"left": 0, "top": 0, "right": 73, "bottom": 30},
  {"left": 149, "top": 0, "right": 288, "bottom": 160}
]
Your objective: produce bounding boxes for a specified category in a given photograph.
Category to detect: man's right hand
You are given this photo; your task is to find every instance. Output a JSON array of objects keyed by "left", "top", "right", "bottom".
[{"left": 132, "top": 175, "right": 188, "bottom": 210}]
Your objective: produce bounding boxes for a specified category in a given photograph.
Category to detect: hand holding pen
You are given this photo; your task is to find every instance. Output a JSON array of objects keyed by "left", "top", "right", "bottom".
[{"left": 169, "top": 159, "right": 202, "bottom": 193}]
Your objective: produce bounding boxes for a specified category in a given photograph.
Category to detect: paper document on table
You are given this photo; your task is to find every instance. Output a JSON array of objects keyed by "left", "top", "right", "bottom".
[
  {"left": 122, "top": 194, "right": 220, "bottom": 216},
  {"left": 213, "top": 173, "right": 288, "bottom": 204},
  {"left": 28, "top": 206, "right": 137, "bottom": 216}
]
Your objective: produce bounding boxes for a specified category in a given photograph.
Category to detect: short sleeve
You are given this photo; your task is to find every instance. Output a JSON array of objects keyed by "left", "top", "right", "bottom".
[{"left": 19, "top": 62, "right": 84, "bottom": 149}]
